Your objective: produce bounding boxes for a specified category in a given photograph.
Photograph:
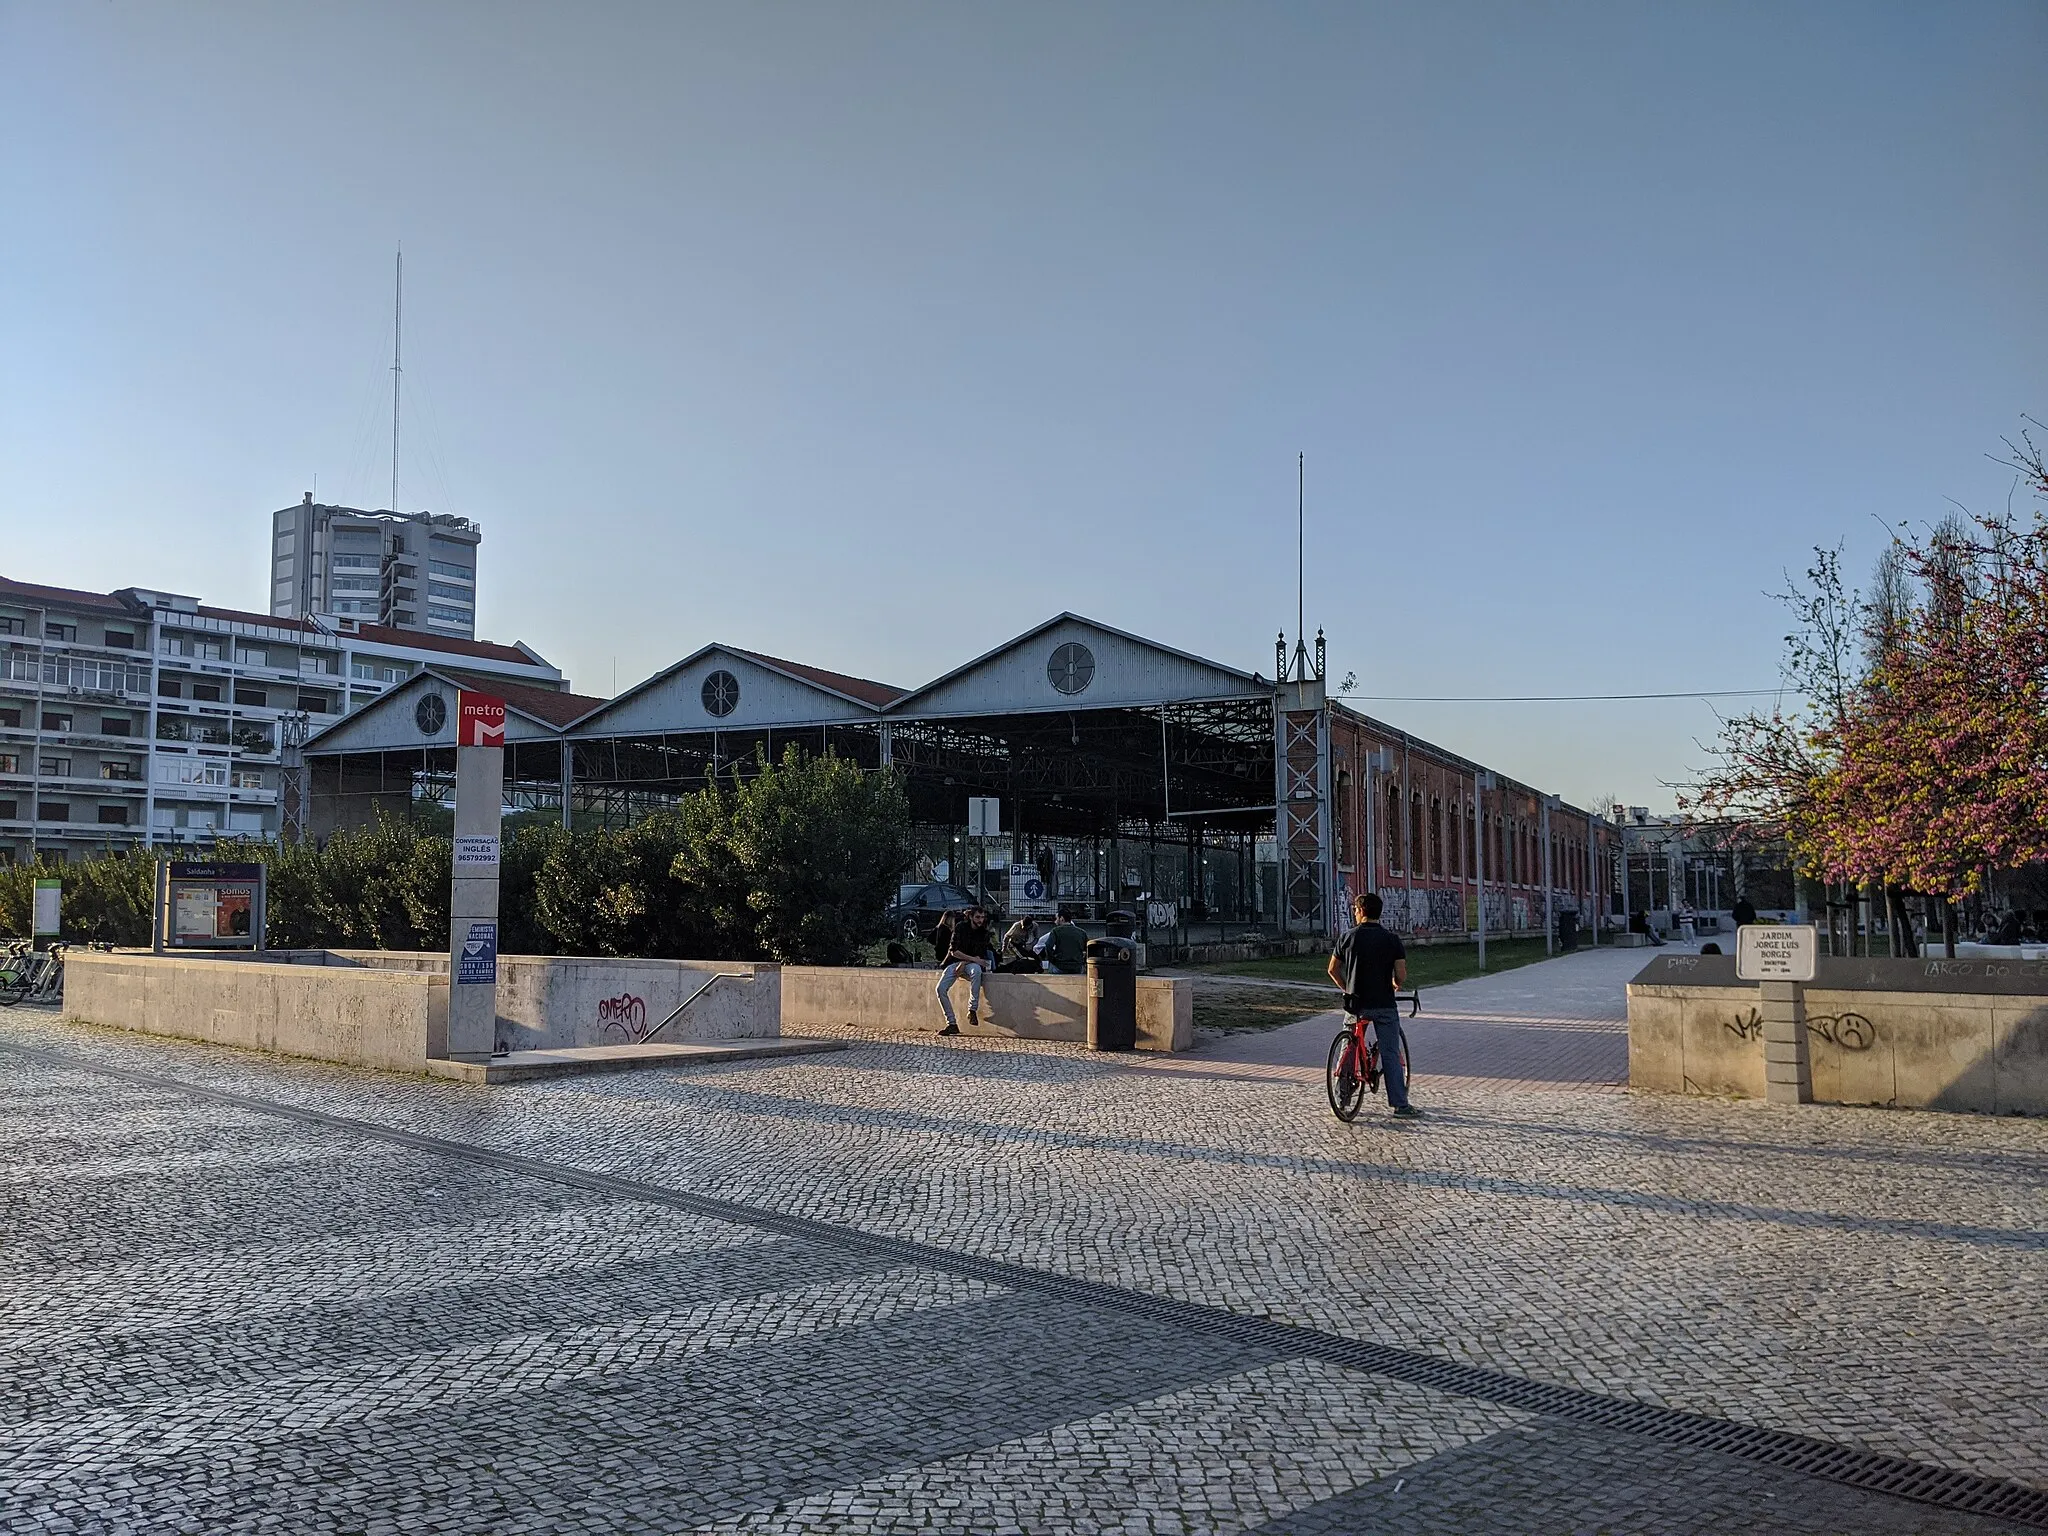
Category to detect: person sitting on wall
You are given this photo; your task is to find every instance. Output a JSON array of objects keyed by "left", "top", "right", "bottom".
[
  {"left": 1732, "top": 894, "right": 1758, "bottom": 928},
  {"left": 999, "top": 915, "right": 1043, "bottom": 973},
  {"left": 1040, "top": 911, "right": 1089, "bottom": 975},
  {"left": 935, "top": 907, "right": 993, "bottom": 1035}
]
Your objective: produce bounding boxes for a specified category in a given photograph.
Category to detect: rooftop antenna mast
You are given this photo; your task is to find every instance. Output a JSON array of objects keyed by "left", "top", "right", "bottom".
[
  {"left": 390, "top": 246, "right": 402, "bottom": 513},
  {"left": 1296, "top": 452, "right": 1304, "bottom": 678},
  {"left": 1275, "top": 453, "right": 1323, "bottom": 686}
]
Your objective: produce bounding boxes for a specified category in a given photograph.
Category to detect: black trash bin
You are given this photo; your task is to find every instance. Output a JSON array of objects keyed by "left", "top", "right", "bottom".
[
  {"left": 1085, "top": 937, "right": 1138, "bottom": 1051},
  {"left": 1105, "top": 909, "right": 1136, "bottom": 940},
  {"left": 1557, "top": 909, "right": 1579, "bottom": 952}
]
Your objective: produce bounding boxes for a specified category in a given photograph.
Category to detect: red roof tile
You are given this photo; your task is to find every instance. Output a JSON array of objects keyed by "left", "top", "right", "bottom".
[
  {"left": 348, "top": 622, "right": 541, "bottom": 667},
  {"left": 436, "top": 669, "right": 604, "bottom": 726},
  {"left": 731, "top": 647, "right": 904, "bottom": 707},
  {"left": 0, "top": 575, "right": 135, "bottom": 612}
]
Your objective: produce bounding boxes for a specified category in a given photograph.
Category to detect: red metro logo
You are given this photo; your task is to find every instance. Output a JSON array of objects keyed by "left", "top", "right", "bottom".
[{"left": 457, "top": 691, "right": 506, "bottom": 748}]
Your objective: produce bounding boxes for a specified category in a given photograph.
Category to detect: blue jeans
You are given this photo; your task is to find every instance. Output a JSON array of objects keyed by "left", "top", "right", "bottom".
[
  {"left": 1360, "top": 1007, "right": 1410, "bottom": 1110},
  {"left": 936, "top": 960, "right": 984, "bottom": 1027}
]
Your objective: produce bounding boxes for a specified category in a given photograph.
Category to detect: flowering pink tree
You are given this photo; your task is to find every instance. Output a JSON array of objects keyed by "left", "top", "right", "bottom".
[{"left": 1687, "top": 423, "right": 2048, "bottom": 943}]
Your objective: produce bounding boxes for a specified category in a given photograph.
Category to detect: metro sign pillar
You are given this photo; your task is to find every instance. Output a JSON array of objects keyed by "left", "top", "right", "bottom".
[{"left": 444, "top": 691, "right": 505, "bottom": 1062}]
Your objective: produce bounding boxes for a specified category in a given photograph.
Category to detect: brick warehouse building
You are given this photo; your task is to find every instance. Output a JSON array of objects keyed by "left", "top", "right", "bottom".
[{"left": 307, "top": 614, "right": 1620, "bottom": 941}]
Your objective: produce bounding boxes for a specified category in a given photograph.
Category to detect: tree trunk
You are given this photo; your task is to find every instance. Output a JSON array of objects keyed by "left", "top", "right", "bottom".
[
  {"left": 1942, "top": 898, "right": 1957, "bottom": 958},
  {"left": 1885, "top": 885, "right": 1919, "bottom": 958}
]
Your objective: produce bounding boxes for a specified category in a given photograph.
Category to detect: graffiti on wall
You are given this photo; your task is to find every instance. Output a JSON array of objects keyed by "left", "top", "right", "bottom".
[
  {"left": 1724, "top": 1007, "right": 1764, "bottom": 1041},
  {"left": 1372, "top": 886, "right": 1585, "bottom": 935},
  {"left": 597, "top": 992, "right": 649, "bottom": 1043},
  {"left": 1808, "top": 1012, "right": 1876, "bottom": 1051}
]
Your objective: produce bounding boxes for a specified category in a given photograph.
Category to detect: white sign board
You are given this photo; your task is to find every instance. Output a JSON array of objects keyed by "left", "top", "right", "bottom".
[
  {"left": 453, "top": 834, "right": 501, "bottom": 870},
  {"left": 1736, "top": 924, "right": 1817, "bottom": 982},
  {"left": 172, "top": 884, "right": 218, "bottom": 939},
  {"left": 32, "top": 878, "right": 61, "bottom": 937},
  {"left": 1010, "top": 866, "right": 1056, "bottom": 917},
  {"left": 967, "top": 797, "right": 1001, "bottom": 837}
]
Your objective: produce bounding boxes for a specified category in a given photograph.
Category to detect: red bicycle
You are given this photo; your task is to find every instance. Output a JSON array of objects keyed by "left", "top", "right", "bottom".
[{"left": 1326, "top": 991, "right": 1419, "bottom": 1122}]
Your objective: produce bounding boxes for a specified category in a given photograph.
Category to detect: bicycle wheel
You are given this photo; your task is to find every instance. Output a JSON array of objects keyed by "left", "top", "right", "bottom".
[{"left": 1326, "top": 1030, "right": 1365, "bottom": 1122}]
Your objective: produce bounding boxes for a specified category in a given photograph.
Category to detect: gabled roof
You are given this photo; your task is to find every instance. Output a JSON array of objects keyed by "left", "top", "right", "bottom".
[
  {"left": 569, "top": 642, "right": 901, "bottom": 734},
  {"left": 728, "top": 647, "right": 905, "bottom": 707},
  {"left": 303, "top": 666, "right": 607, "bottom": 752},
  {"left": 436, "top": 669, "right": 607, "bottom": 727},
  {"left": 883, "top": 612, "right": 1264, "bottom": 715}
]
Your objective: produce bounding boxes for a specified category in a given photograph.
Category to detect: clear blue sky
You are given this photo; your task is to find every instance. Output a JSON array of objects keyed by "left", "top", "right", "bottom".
[{"left": 3, "top": 2, "right": 2042, "bottom": 809}]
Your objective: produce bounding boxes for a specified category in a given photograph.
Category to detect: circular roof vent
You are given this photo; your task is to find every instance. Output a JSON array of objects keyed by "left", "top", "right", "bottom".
[
  {"left": 1048, "top": 642, "right": 1095, "bottom": 696},
  {"left": 414, "top": 693, "right": 447, "bottom": 736},
  {"left": 701, "top": 669, "right": 741, "bottom": 718}
]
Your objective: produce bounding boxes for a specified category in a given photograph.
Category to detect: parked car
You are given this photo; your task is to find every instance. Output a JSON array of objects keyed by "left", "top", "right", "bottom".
[{"left": 886, "top": 882, "right": 982, "bottom": 939}]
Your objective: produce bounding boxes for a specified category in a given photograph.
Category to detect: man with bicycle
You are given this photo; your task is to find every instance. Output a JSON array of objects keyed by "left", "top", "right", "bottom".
[{"left": 1328, "top": 891, "right": 1419, "bottom": 1118}]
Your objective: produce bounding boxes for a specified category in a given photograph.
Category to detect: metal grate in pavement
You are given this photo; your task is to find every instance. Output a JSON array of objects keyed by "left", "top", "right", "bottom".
[{"left": 10, "top": 1041, "right": 2045, "bottom": 1529}]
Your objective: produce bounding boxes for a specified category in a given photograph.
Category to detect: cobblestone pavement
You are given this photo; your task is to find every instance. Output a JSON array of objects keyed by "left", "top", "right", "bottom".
[{"left": 2, "top": 1002, "right": 2044, "bottom": 1534}]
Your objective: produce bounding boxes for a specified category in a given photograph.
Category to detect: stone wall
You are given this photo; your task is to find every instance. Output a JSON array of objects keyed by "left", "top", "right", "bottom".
[
  {"left": 1627, "top": 954, "right": 2048, "bottom": 1115},
  {"left": 782, "top": 966, "right": 1194, "bottom": 1052},
  {"left": 65, "top": 951, "right": 444, "bottom": 1073},
  {"left": 257, "top": 950, "right": 780, "bottom": 1053},
  {"left": 72, "top": 950, "right": 1192, "bottom": 1066}
]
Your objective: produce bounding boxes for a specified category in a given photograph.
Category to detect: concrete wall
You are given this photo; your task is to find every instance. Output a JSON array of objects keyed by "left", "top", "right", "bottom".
[
  {"left": 260, "top": 950, "right": 780, "bottom": 1052},
  {"left": 65, "top": 950, "right": 444, "bottom": 1073},
  {"left": 782, "top": 966, "right": 1193, "bottom": 1052},
  {"left": 1628, "top": 955, "right": 2048, "bottom": 1115}
]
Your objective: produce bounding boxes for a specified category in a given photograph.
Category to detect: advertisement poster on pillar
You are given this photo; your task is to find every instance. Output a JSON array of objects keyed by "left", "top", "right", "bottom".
[{"left": 457, "top": 692, "right": 506, "bottom": 748}]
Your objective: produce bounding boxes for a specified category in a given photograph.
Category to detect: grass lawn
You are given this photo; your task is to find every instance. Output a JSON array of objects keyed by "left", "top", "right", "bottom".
[
  {"left": 1194, "top": 935, "right": 1560, "bottom": 992},
  {"left": 1190, "top": 983, "right": 1338, "bottom": 1035}
]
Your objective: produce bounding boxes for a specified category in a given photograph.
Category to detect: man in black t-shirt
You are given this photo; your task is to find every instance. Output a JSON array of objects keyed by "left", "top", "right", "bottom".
[{"left": 1327, "top": 891, "right": 1418, "bottom": 1116}]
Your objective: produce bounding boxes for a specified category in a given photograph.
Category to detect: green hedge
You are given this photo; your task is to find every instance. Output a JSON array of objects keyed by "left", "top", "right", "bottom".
[{"left": 1, "top": 748, "right": 914, "bottom": 966}]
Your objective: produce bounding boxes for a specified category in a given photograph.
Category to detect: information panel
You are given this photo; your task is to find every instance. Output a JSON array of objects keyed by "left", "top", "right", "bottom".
[
  {"left": 32, "top": 878, "right": 61, "bottom": 938},
  {"left": 1736, "top": 923, "right": 1817, "bottom": 982},
  {"left": 156, "top": 863, "right": 267, "bottom": 952}
]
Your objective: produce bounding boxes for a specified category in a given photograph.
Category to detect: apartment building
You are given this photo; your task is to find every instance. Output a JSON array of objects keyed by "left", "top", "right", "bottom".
[
  {"left": 0, "top": 575, "right": 563, "bottom": 864},
  {"left": 269, "top": 496, "right": 481, "bottom": 640}
]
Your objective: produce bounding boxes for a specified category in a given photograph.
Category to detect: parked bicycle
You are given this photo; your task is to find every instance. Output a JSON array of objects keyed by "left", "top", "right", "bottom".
[
  {"left": 1325, "top": 989, "right": 1419, "bottom": 1122},
  {"left": 0, "top": 941, "right": 71, "bottom": 1007}
]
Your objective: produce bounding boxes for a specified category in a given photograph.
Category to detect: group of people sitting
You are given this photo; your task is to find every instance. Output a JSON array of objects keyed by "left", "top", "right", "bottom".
[
  {"left": 936, "top": 907, "right": 1089, "bottom": 975},
  {"left": 1983, "top": 910, "right": 2040, "bottom": 946},
  {"left": 921, "top": 906, "right": 1091, "bottom": 1035}
]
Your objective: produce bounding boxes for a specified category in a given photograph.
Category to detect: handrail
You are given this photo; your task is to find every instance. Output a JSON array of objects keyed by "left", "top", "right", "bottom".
[{"left": 640, "top": 971, "right": 751, "bottom": 1045}]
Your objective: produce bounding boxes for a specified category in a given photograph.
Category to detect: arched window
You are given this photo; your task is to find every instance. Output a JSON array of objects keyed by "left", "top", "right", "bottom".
[
  {"left": 1386, "top": 781, "right": 1402, "bottom": 870},
  {"left": 1451, "top": 800, "right": 1464, "bottom": 880},
  {"left": 1429, "top": 796, "right": 1443, "bottom": 877},
  {"left": 1410, "top": 792, "right": 1424, "bottom": 877}
]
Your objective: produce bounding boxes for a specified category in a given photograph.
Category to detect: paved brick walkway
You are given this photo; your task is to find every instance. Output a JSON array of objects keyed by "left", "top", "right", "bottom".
[
  {"left": 2, "top": 1000, "right": 2044, "bottom": 1534},
  {"left": 1170, "top": 942, "right": 1649, "bottom": 1092}
]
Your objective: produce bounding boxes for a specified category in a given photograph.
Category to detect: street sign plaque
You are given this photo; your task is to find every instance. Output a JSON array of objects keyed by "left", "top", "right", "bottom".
[{"left": 1736, "top": 924, "right": 1817, "bottom": 982}]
